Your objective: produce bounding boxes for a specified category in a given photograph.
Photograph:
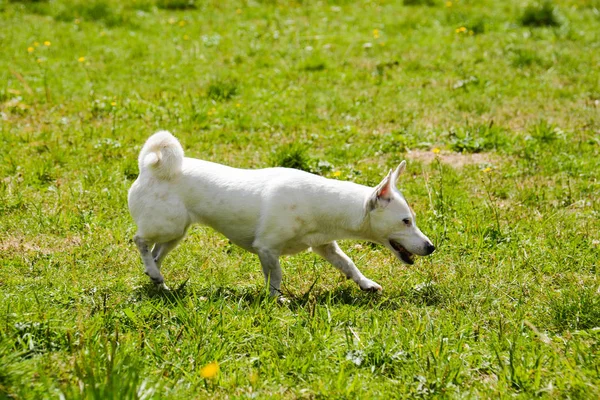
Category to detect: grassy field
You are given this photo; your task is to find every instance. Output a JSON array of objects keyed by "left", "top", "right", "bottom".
[{"left": 1, "top": 0, "right": 599, "bottom": 398}]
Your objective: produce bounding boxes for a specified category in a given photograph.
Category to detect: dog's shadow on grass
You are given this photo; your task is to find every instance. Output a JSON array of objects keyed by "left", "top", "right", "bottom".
[
  {"left": 133, "top": 279, "right": 444, "bottom": 310},
  {"left": 133, "top": 278, "right": 194, "bottom": 304},
  {"left": 133, "top": 280, "right": 270, "bottom": 307},
  {"left": 285, "top": 286, "right": 407, "bottom": 311}
]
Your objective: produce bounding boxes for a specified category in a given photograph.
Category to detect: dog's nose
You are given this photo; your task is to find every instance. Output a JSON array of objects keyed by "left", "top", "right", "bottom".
[{"left": 425, "top": 243, "right": 436, "bottom": 255}]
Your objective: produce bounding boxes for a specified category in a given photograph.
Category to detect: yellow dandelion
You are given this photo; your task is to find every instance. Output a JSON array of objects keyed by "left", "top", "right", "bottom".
[
  {"left": 446, "top": 1, "right": 452, "bottom": 7},
  {"left": 179, "top": 20, "right": 186, "bottom": 27},
  {"left": 111, "top": 101, "right": 117, "bottom": 106},
  {"left": 200, "top": 362, "right": 219, "bottom": 379},
  {"left": 34, "top": 42, "right": 40, "bottom": 47},
  {"left": 27, "top": 46, "right": 34, "bottom": 53},
  {"left": 332, "top": 171, "right": 342, "bottom": 177},
  {"left": 235, "top": 103, "right": 241, "bottom": 107},
  {"left": 78, "top": 56, "right": 85, "bottom": 62},
  {"left": 183, "top": 34, "right": 190, "bottom": 40},
  {"left": 236, "top": 8, "right": 242, "bottom": 14},
  {"left": 432, "top": 147, "right": 441, "bottom": 154},
  {"left": 36, "top": 58, "right": 43, "bottom": 63},
  {"left": 482, "top": 167, "right": 492, "bottom": 173},
  {"left": 44, "top": 41, "right": 51, "bottom": 46},
  {"left": 373, "top": 29, "right": 380, "bottom": 39}
]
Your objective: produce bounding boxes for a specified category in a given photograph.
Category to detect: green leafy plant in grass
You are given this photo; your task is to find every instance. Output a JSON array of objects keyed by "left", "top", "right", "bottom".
[
  {"left": 493, "top": 329, "right": 547, "bottom": 393},
  {"left": 0, "top": 342, "right": 25, "bottom": 398},
  {"left": 549, "top": 285, "right": 600, "bottom": 331},
  {"left": 448, "top": 122, "right": 509, "bottom": 153},
  {"left": 12, "top": 320, "right": 70, "bottom": 357},
  {"left": 410, "top": 281, "right": 444, "bottom": 306},
  {"left": 520, "top": 1, "right": 563, "bottom": 27},
  {"left": 270, "top": 142, "right": 314, "bottom": 173},
  {"left": 510, "top": 48, "right": 547, "bottom": 68},
  {"left": 64, "top": 332, "right": 158, "bottom": 399},
  {"left": 469, "top": 19, "right": 486, "bottom": 35},
  {"left": 207, "top": 78, "right": 239, "bottom": 101},
  {"left": 449, "top": 133, "right": 484, "bottom": 153},
  {"left": 8, "top": 0, "right": 48, "bottom": 2},
  {"left": 529, "top": 119, "right": 561, "bottom": 144},
  {"left": 403, "top": 0, "right": 437, "bottom": 6},
  {"left": 300, "top": 57, "right": 327, "bottom": 72},
  {"left": 53, "top": 0, "right": 131, "bottom": 27},
  {"left": 156, "top": 0, "right": 197, "bottom": 10},
  {"left": 7, "top": 0, "right": 49, "bottom": 13},
  {"left": 456, "top": 18, "right": 487, "bottom": 35}
]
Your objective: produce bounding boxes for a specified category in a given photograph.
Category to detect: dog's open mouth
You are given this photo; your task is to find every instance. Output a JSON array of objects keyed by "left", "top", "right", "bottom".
[{"left": 389, "top": 240, "right": 415, "bottom": 265}]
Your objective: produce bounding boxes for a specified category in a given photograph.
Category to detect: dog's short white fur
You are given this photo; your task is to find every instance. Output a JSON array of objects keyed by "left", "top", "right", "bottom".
[{"left": 128, "top": 131, "right": 435, "bottom": 295}]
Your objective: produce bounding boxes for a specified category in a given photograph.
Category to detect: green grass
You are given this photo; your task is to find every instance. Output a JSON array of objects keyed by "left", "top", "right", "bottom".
[{"left": 1, "top": 0, "right": 599, "bottom": 398}]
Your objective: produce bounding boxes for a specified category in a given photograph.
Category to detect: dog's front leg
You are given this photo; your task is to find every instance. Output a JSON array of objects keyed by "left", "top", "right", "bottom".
[
  {"left": 313, "top": 242, "right": 382, "bottom": 292},
  {"left": 255, "top": 247, "right": 283, "bottom": 297}
]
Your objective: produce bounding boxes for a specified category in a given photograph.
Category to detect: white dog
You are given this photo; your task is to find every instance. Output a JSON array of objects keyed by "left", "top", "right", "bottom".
[{"left": 128, "top": 131, "right": 435, "bottom": 296}]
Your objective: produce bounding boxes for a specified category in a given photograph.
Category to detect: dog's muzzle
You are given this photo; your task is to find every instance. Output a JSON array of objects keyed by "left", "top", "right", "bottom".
[
  {"left": 389, "top": 240, "right": 415, "bottom": 264},
  {"left": 389, "top": 240, "right": 435, "bottom": 264}
]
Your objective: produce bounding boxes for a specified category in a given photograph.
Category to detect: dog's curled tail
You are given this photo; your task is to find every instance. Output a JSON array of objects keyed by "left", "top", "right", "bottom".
[{"left": 138, "top": 131, "right": 184, "bottom": 180}]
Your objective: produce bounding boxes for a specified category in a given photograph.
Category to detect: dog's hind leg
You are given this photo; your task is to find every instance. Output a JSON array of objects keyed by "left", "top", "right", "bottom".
[
  {"left": 312, "top": 242, "right": 382, "bottom": 292},
  {"left": 134, "top": 235, "right": 168, "bottom": 289},
  {"left": 152, "top": 236, "right": 184, "bottom": 270}
]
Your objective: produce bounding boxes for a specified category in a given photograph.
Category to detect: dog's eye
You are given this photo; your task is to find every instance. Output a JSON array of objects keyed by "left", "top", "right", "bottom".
[{"left": 403, "top": 218, "right": 411, "bottom": 226}]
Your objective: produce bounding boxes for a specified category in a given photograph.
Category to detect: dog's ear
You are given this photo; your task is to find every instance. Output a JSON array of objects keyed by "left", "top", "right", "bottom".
[
  {"left": 391, "top": 160, "right": 406, "bottom": 183},
  {"left": 368, "top": 169, "right": 394, "bottom": 211}
]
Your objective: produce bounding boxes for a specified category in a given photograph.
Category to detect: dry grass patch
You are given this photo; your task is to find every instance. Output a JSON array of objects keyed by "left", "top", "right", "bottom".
[
  {"left": 406, "top": 149, "right": 499, "bottom": 169},
  {"left": 0, "top": 234, "right": 82, "bottom": 255}
]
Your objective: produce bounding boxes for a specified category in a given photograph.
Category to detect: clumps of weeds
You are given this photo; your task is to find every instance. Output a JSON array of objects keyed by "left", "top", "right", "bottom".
[
  {"left": 520, "top": 1, "right": 563, "bottom": 27},
  {"left": 549, "top": 284, "right": 600, "bottom": 331},
  {"left": 156, "top": 0, "right": 197, "bottom": 10},
  {"left": 528, "top": 119, "right": 563, "bottom": 144},
  {"left": 300, "top": 57, "right": 327, "bottom": 72},
  {"left": 509, "top": 47, "right": 547, "bottom": 68},
  {"left": 54, "top": 1, "right": 132, "bottom": 27},
  {"left": 270, "top": 143, "right": 314, "bottom": 173},
  {"left": 269, "top": 143, "right": 334, "bottom": 176},
  {"left": 410, "top": 281, "right": 444, "bottom": 306},
  {"left": 12, "top": 320, "right": 70, "bottom": 356},
  {"left": 207, "top": 78, "right": 239, "bottom": 101},
  {"left": 403, "top": 0, "right": 437, "bottom": 6},
  {"left": 448, "top": 122, "right": 510, "bottom": 153},
  {"left": 375, "top": 60, "right": 400, "bottom": 84},
  {"left": 461, "top": 18, "right": 487, "bottom": 35}
]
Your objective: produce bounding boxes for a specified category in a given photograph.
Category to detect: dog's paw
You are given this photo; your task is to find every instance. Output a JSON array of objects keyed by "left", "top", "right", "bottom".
[{"left": 359, "top": 279, "right": 382, "bottom": 292}]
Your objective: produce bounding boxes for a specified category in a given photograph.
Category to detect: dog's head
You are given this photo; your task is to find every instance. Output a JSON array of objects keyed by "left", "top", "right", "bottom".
[{"left": 366, "top": 161, "right": 435, "bottom": 264}]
